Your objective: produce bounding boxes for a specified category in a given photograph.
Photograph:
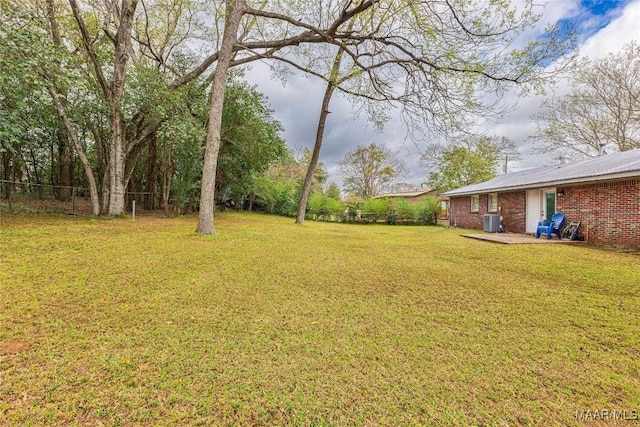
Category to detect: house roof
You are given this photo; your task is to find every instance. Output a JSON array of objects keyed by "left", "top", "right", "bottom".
[
  {"left": 442, "top": 149, "right": 640, "bottom": 197},
  {"left": 374, "top": 187, "right": 436, "bottom": 199}
]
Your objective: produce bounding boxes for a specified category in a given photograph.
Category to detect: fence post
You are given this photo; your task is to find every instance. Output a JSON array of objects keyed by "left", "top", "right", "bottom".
[{"left": 132, "top": 200, "right": 136, "bottom": 220}]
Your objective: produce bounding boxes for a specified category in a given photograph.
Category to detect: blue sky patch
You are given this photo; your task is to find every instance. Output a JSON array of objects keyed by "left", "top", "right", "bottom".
[
  {"left": 581, "top": 0, "right": 628, "bottom": 16},
  {"left": 553, "top": 0, "right": 630, "bottom": 43}
]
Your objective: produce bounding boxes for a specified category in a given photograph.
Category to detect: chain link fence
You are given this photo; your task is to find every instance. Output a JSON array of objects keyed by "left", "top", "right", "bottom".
[
  {"left": 0, "top": 180, "right": 95, "bottom": 215},
  {"left": 0, "top": 180, "right": 168, "bottom": 216}
]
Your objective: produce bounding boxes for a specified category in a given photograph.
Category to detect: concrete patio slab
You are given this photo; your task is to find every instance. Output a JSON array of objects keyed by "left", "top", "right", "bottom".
[{"left": 461, "top": 233, "right": 582, "bottom": 245}]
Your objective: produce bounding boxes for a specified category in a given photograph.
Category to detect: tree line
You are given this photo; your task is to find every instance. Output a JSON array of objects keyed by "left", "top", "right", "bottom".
[{"left": 2, "top": 0, "right": 590, "bottom": 233}]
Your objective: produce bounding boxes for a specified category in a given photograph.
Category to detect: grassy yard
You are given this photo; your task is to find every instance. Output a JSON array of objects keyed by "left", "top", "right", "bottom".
[{"left": 1, "top": 212, "right": 639, "bottom": 426}]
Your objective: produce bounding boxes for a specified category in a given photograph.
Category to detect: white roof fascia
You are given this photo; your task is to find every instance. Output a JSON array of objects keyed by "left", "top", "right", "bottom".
[{"left": 374, "top": 190, "right": 433, "bottom": 198}]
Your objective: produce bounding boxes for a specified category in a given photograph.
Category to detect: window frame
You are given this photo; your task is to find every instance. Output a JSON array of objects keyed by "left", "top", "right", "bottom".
[
  {"left": 488, "top": 193, "right": 498, "bottom": 213},
  {"left": 470, "top": 194, "right": 480, "bottom": 212}
]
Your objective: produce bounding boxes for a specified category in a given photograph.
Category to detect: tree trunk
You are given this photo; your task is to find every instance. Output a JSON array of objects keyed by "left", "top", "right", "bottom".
[
  {"left": 295, "top": 41, "right": 349, "bottom": 224},
  {"left": 58, "top": 130, "right": 73, "bottom": 201},
  {"left": 106, "top": 1, "right": 137, "bottom": 215},
  {"left": 162, "top": 169, "right": 171, "bottom": 216},
  {"left": 87, "top": 123, "right": 106, "bottom": 208},
  {"left": 295, "top": 82, "right": 335, "bottom": 224},
  {"left": 196, "top": 0, "right": 246, "bottom": 234},
  {"left": 101, "top": 168, "right": 110, "bottom": 215},
  {"left": 127, "top": 172, "right": 138, "bottom": 211},
  {"left": 144, "top": 134, "right": 158, "bottom": 209},
  {"left": 161, "top": 143, "right": 173, "bottom": 216},
  {"left": 47, "top": 85, "right": 100, "bottom": 215},
  {"left": 46, "top": 0, "right": 72, "bottom": 202},
  {"left": 29, "top": 148, "right": 43, "bottom": 198},
  {"left": 107, "top": 113, "right": 127, "bottom": 215},
  {"left": 69, "top": 0, "right": 137, "bottom": 216},
  {"left": 2, "top": 150, "right": 12, "bottom": 208}
]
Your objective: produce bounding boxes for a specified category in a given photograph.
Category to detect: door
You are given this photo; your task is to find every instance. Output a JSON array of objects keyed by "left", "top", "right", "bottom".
[
  {"left": 544, "top": 191, "right": 556, "bottom": 221},
  {"left": 526, "top": 188, "right": 556, "bottom": 233},
  {"left": 526, "top": 190, "right": 541, "bottom": 233}
]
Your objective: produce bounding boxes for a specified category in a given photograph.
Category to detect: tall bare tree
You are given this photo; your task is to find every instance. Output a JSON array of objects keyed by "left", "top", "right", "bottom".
[
  {"left": 295, "top": 42, "right": 351, "bottom": 224},
  {"left": 273, "top": 0, "right": 574, "bottom": 224},
  {"left": 339, "top": 143, "right": 408, "bottom": 198},
  {"left": 533, "top": 41, "right": 640, "bottom": 157}
]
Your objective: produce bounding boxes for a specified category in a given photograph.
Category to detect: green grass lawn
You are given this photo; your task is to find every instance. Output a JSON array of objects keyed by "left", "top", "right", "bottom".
[{"left": 1, "top": 212, "right": 639, "bottom": 426}]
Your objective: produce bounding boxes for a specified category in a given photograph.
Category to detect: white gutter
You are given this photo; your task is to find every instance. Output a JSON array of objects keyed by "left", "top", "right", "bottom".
[{"left": 444, "top": 171, "right": 640, "bottom": 197}]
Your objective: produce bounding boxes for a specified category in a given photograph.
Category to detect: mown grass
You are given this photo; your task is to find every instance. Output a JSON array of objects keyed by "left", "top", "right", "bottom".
[{"left": 1, "top": 212, "right": 638, "bottom": 426}]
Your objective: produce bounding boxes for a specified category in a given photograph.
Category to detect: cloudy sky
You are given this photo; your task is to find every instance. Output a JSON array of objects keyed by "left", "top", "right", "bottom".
[{"left": 244, "top": 0, "right": 640, "bottom": 189}]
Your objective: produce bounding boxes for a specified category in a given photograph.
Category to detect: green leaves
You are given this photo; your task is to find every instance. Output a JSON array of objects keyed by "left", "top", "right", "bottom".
[
  {"left": 307, "top": 190, "right": 345, "bottom": 219},
  {"left": 217, "top": 79, "right": 287, "bottom": 203},
  {"left": 428, "top": 146, "right": 497, "bottom": 193},
  {"left": 424, "top": 136, "right": 518, "bottom": 192},
  {"left": 339, "top": 143, "right": 408, "bottom": 198}
]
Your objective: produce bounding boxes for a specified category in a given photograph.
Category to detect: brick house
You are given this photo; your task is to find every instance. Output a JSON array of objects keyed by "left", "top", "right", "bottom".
[{"left": 442, "top": 149, "right": 640, "bottom": 251}]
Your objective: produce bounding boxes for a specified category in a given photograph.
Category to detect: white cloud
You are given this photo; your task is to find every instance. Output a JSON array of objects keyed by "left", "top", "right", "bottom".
[{"left": 580, "top": 0, "right": 640, "bottom": 58}]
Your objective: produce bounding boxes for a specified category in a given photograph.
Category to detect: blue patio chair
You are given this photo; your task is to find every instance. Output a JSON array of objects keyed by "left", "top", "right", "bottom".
[{"left": 535, "top": 212, "right": 566, "bottom": 239}]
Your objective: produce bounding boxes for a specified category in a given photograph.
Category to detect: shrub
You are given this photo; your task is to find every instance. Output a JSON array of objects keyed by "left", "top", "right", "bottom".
[
  {"left": 253, "top": 177, "right": 299, "bottom": 216},
  {"left": 417, "top": 197, "right": 441, "bottom": 224},
  {"left": 307, "top": 191, "right": 326, "bottom": 218},
  {"left": 307, "top": 192, "right": 345, "bottom": 221},
  {"left": 273, "top": 181, "right": 299, "bottom": 217},
  {"left": 360, "top": 198, "right": 392, "bottom": 222},
  {"left": 326, "top": 197, "right": 346, "bottom": 218},
  {"left": 394, "top": 199, "right": 417, "bottom": 221}
]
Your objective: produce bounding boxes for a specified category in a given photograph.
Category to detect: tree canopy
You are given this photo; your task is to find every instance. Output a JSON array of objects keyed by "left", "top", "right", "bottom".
[{"left": 422, "top": 136, "right": 519, "bottom": 192}]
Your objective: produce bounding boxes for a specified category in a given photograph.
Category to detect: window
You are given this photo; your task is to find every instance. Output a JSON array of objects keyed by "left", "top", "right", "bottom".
[
  {"left": 488, "top": 193, "right": 498, "bottom": 212},
  {"left": 471, "top": 195, "right": 479, "bottom": 212}
]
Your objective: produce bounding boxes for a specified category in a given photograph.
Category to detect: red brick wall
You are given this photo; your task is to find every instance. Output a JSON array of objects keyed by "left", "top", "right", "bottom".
[
  {"left": 557, "top": 179, "right": 640, "bottom": 250},
  {"left": 448, "top": 195, "right": 482, "bottom": 229},
  {"left": 498, "top": 191, "right": 526, "bottom": 233},
  {"left": 448, "top": 191, "right": 526, "bottom": 233}
]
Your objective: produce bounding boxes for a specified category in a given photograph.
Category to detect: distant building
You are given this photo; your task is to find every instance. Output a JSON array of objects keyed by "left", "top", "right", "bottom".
[
  {"left": 373, "top": 185, "right": 440, "bottom": 204},
  {"left": 374, "top": 184, "right": 447, "bottom": 219}
]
